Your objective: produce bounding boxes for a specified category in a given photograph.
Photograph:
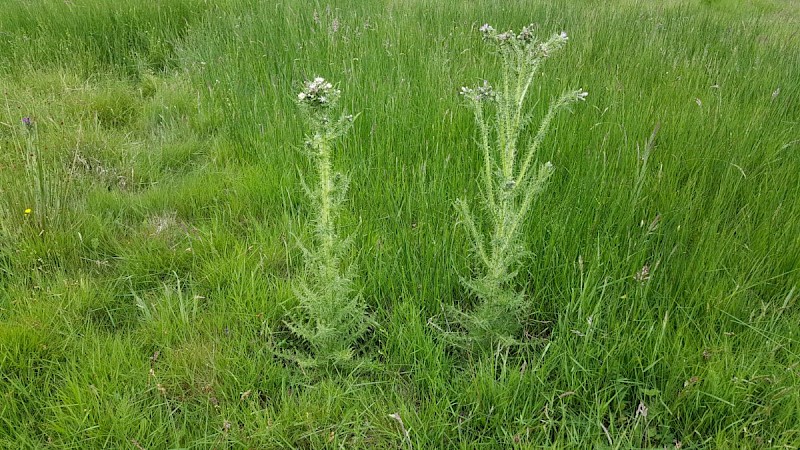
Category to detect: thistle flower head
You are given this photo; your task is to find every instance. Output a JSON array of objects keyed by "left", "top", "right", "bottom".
[
  {"left": 518, "top": 24, "right": 536, "bottom": 42},
  {"left": 479, "top": 23, "right": 495, "bottom": 34},
  {"left": 476, "top": 80, "right": 495, "bottom": 100},
  {"left": 298, "top": 77, "right": 340, "bottom": 108},
  {"left": 460, "top": 80, "right": 495, "bottom": 102},
  {"left": 554, "top": 89, "right": 589, "bottom": 109}
]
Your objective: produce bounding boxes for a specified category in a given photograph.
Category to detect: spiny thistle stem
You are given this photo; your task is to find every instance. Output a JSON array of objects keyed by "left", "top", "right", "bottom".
[{"left": 315, "top": 133, "right": 335, "bottom": 281}]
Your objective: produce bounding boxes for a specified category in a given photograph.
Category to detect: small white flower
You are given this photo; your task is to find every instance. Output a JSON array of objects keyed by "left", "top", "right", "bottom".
[
  {"left": 479, "top": 23, "right": 494, "bottom": 33},
  {"left": 298, "top": 92, "right": 307, "bottom": 100},
  {"left": 560, "top": 31, "right": 568, "bottom": 40},
  {"left": 577, "top": 90, "right": 588, "bottom": 101}
]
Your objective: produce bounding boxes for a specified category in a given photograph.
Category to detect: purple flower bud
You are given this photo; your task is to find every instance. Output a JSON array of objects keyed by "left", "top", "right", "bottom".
[{"left": 22, "top": 117, "right": 31, "bottom": 126}]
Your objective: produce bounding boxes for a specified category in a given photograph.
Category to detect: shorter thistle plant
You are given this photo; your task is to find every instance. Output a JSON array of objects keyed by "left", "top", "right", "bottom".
[
  {"left": 448, "top": 24, "right": 588, "bottom": 351},
  {"left": 283, "top": 77, "right": 369, "bottom": 370}
]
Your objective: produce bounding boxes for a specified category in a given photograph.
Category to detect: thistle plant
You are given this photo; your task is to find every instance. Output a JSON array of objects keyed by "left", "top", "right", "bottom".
[
  {"left": 450, "top": 25, "right": 588, "bottom": 350},
  {"left": 284, "top": 77, "right": 369, "bottom": 370}
]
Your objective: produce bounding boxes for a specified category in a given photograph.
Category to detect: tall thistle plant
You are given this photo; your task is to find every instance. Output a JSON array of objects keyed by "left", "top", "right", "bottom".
[
  {"left": 451, "top": 25, "right": 588, "bottom": 350},
  {"left": 285, "top": 77, "right": 369, "bottom": 370}
]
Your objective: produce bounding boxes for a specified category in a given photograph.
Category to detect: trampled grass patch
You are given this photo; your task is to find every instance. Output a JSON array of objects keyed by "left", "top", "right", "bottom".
[{"left": 1, "top": 0, "right": 798, "bottom": 447}]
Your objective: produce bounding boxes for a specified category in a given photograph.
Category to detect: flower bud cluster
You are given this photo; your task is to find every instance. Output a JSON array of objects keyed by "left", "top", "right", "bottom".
[
  {"left": 537, "top": 31, "right": 569, "bottom": 57},
  {"left": 479, "top": 23, "right": 547, "bottom": 45},
  {"left": 496, "top": 31, "right": 514, "bottom": 43},
  {"left": 479, "top": 23, "right": 570, "bottom": 62},
  {"left": 568, "top": 89, "right": 589, "bottom": 103},
  {"left": 517, "top": 24, "right": 535, "bottom": 43},
  {"left": 552, "top": 89, "right": 590, "bottom": 110},
  {"left": 297, "top": 77, "right": 340, "bottom": 107},
  {"left": 460, "top": 80, "right": 495, "bottom": 102}
]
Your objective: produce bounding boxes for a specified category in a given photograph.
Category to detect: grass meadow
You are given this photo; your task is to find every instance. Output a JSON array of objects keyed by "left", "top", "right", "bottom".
[{"left": 1, "top": 0, "right": 799, "bottom": 447}]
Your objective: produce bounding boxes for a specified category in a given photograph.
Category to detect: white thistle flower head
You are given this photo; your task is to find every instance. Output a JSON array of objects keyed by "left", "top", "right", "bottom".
[
  {"left": 298, "top": 76, "right": 340, "bottom": 108},
  {"left": 479, "top": 23, "right": 494, "bottom": 33},
  {"left": 460, "top": 82, "right": 494, "bottom": 102},
  {"left": 559, "top": 31, "right": 568, "bottom": 40}
]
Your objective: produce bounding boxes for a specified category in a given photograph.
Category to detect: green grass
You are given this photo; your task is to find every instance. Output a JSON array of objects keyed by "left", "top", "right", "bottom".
[{"left": 1, "top": 0, "right": 799, "bottom": 447}]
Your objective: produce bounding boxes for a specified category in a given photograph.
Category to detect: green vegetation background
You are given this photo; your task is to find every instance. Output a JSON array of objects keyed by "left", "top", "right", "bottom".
[{"left": 0, "top": 0, "right": 798, "bottom": 447}]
